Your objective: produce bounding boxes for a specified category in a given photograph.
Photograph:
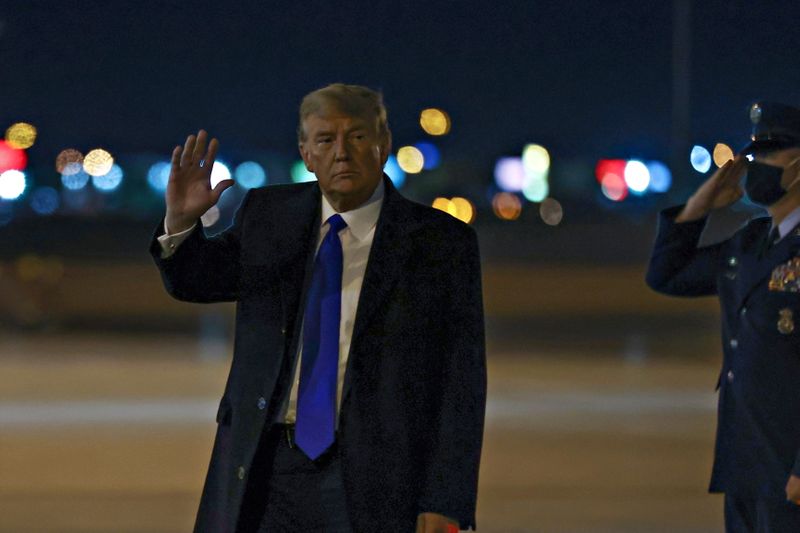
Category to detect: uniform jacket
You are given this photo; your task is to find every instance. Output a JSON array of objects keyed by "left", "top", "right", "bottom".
[
  {"left": 646, "top": 205, "right": 800, "bottom": 498},
  {"left": 150, "top": 176, "right": 487, "bottom": 532}
]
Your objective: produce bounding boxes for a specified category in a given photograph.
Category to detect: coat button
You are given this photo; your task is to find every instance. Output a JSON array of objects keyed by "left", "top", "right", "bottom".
[
  {"left": 257, "top": 397, "right": 267, "bottom": 410},
  {"left": 729, "top": 338, "right": 738, "bottom": 349},
  {"left": 728, "top": 256, "right": 738, "bottom": 267},
  {"left": 237, "top": 466, "right": 245, "bottom": 480},
  {"left": 740, "top": 307, "right": 747, "bottom": 317},
  {"left": 281, "top": 327, "right": 287, "bottom": 335},
  {"left": 727, "top": 370, "right": 734, "bottom": 383}
]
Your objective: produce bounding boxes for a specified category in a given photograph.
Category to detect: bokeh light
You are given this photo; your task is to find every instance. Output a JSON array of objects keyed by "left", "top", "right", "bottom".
[
  {"left": 690, "top": 145, "right": 712, "bottom": 173},
  {"left": 0, "top": 169, "right": 26, "bottom": 200},
  {"left": 713, "top": 143, "right": 734, "bottom": 168},
  {"left": 56, "top": 149, "right": 84, "bottom": 174},
  {"left": 451, "top": 197, "right": 475, "bottom": 224},
  {"left": 600, "top": 172, "right": 628, "bottom": 201},
  {"left": 523, "top": 178, "right": 549, "bottom": 202},
  {"left": 291, "top": 160, "right": 316, "bottom": 183},
  {"left": 5, "top": 122, "right": 37, "bottom": 149},
  {"left": 432, "top": 197, "right": 474, "bottom": 224},
  {"left": 595, "top": 159, "right": 627, "bottom": 184},
  {"left": 522, "top": 144, "right": 550, "bottom": 174},
  {"left": 414, "top": 142, "right": 441, "bottom": 170},
  {"left": 30, "top": 187, "right": 60, "bottom": 215},
  {"left": 92, "top": 164, "right": 124, "bottom": 192},
  {"left": 624, "top": 160, "right": 650, "bottom": 194},
  {"left": 61, "top": 169, "right": 90, "bottom": 191},
  {"left": 646, "top": 161, "right": 672, "bottom": 193},
  {"left": 492, "top": 192, "right": 522, "bottom": 220},
  {"left": 419, "top": 108, "right": 451, "bottom": 136},
  {"left": 539, "top": 198, "right": 564, "bottom": 226},
  {"left": 494, "top": 157, "right": 526, "bottom": 192},
  {"left": 396, "top": 146, "right": 424, "bottom": 174},
  {"left": 234, "top": 161, "right": 267, "bottom": 189},
  {"left": 210, "top": 161, "right": 231, "bottom": 188},
  {"left": 147, "top": 161, "right": 172, "bottom": 192},
  {"left": 384, "top": 154, "right": 406, "bottom": 188},
  {"left": 83, "top": 148, "right": 114, "bottom": 177},
  {"left": 0, "top": 140, "right": 28, "bottom": 172}
]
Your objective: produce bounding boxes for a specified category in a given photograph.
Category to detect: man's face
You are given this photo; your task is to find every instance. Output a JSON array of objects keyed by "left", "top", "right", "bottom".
[{"left": 299, "top": 109, "right": 390, "bottom": 212}]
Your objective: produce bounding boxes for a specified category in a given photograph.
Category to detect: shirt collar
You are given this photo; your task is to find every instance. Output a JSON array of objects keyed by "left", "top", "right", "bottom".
[
  {"left": 320, "top": 179, "right": 384, "bottom": 241},
  {"left": 775, "top": 205, "right": 800, "bottom": 241}
]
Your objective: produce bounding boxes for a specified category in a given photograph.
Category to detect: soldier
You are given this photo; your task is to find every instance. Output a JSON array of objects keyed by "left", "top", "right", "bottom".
[{"left": 647, "top": 101, "right": 800, "bottom": 532}]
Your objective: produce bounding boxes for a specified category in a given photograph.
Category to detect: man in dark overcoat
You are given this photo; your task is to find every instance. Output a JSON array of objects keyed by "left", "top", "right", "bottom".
[{"left": 150, "top": 84, "right": 486, "bottom": 532}]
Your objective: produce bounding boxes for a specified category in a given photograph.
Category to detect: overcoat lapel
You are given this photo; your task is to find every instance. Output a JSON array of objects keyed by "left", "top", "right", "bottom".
[
  {"left": 276, "top": 184, "right": 322, "bottom": 358},
  {"left": 342, "top": 177, "right": 414, "bottom": 403}
]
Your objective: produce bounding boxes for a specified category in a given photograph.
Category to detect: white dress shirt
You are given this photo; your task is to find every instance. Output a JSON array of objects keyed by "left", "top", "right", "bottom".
[{"left": 157, "top": 181, "right": 385, "bottom": 425}]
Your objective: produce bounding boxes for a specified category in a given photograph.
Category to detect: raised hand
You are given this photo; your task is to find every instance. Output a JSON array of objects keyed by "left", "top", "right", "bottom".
[
  {"left": 675, "top": 155, "right": 747, "bottom": 223},
  {"left": 165, "top": 130, "right": 234, "bottom": 233}
]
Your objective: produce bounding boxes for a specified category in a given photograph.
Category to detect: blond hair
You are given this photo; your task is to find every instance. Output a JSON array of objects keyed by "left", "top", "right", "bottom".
[{"left": 297, "top": 83, "right": 390, "bottom": 142}]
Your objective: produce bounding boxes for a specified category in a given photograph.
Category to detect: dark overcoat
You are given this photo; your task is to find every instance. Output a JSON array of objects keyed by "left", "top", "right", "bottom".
[
  {"left": 647, "top": 205, "right": 800, "bottom": 498},
  {"left": 150, "top": 176, "right": 486, "bottom": 532}
]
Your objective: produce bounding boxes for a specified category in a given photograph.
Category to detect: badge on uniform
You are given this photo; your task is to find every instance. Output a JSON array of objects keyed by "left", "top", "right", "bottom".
[
  {"left": 769, "top": 257, "right": 800, "bottom": 292},
  {"left": 778, "top": 308, "right": 795, "bottom": 334}
]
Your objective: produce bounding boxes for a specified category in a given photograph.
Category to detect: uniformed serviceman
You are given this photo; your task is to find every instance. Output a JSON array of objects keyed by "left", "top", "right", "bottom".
[{"left": 647, "top": 101, "right": 800, "bottom": 532}]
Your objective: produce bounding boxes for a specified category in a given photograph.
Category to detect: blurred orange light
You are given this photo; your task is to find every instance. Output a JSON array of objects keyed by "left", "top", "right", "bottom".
[
  {"left": 397, "top": 146, "right": 425, "bottom": 173},
  {"left": 420, "top": 108, "right": 451, "bottom": 136},
  {"left": 492, "top": 192, "right": 522, "bottom": 220},
  {"left": 451, "top": 197, "right": 475, "bottom": 224},
  {"left": 713, "top": 143, "right": 734, "bottom": 168}
]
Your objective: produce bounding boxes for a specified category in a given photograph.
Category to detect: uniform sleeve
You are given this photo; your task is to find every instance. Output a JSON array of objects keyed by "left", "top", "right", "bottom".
[
  {"left": 645, "top": 205, "right": 725, "bottom": 297},
  {"left": 149, "top": 191, "right": 251, "bottom": 303},
  {"left": 417, "top": 227, "right": 487, "bottom": 531}
]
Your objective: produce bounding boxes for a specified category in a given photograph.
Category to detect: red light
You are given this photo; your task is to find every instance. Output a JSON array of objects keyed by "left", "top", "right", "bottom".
[
  {"left": 601, "top": 173, "right": 628, "bottom": 201},
  {"left": 595, "top": 159, "right": 627, "bottom": 184},
  {"left": 0, "top": 141, "right": 27, "bottom": 173}
]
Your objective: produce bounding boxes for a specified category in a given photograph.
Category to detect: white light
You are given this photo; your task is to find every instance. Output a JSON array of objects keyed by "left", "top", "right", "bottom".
[
  {"left": 210, "top": 161, "right": 231, "bottom": 188},
  {"left": 690, "top": 145, "right": 712, "bottom": 173},
  {"left": 0, "top": 169, "right": 26, "bottom": 200},
  {"left": 523, "top": 178, "right": 549, "bottom": 202},
  {"left": 624, "top": 160, "right": 650, "bottom": 194},
  {"left": 494, "top": 157, "right": 526, "bottom": 192}
]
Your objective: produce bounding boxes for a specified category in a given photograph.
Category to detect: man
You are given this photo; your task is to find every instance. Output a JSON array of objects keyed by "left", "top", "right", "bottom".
[
  {"left": 150, "top": 83, "right": 486, "bottom": 533},
  {"left": 646, "top": 101, "right": 800, "bottom": 532}
]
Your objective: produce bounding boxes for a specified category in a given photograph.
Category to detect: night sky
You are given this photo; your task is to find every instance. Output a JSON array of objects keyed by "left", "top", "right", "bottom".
[{"left": 3, "top": 0, "right": 800, "bottom": 175}]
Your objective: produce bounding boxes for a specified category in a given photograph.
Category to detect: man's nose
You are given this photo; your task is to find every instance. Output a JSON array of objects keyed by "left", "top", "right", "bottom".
[{"left": 333, "top": 137, "right": 350, "bottom": 160}]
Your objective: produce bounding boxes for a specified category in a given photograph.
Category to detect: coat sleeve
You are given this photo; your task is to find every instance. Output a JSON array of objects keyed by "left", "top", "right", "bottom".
[
  {"left": 149, "top": 191, "right": 251, "bottom": 303},
  {"left": 645, "top": 205, "right": 725, "bottom": 297},
  {"left": 418, "top": 226, "right": 487, "bottom": 531}
]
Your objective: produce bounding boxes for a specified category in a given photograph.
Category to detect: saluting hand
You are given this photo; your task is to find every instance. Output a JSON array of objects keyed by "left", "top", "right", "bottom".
[
  {"left": 676, "top": 155, "right": 747, "bottom": 223},
  {"left": 165, "top": 130, "right": 234, "bottom": 234}
]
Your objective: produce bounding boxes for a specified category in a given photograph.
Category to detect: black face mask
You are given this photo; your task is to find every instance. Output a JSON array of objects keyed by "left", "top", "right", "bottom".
[{"left": 745, "top": 161, "right": 785, "bottom": 206}]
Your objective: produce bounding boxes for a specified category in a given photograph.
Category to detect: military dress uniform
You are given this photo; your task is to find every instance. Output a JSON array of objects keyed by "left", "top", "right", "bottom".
[{"left": 646, "top": 102, "right": 800, "bottom": 532}]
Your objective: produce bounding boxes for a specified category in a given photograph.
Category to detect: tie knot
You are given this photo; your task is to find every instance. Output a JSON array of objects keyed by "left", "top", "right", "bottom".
[{"left": 327, "top": 214, "right": 347, "bottom": 234}]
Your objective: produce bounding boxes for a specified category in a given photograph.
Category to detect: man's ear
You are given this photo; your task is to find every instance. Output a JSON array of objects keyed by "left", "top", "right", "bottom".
[
  {"left": 299, "top": 142, "right": 313, "bottom": 172},
  {"left": 380, "top": 132, "right": 392, "bottom": 166}
]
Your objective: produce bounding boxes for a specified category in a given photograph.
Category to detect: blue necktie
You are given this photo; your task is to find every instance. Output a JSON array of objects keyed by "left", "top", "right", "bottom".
[{"left": 296, "top": 214, "right": 347, "bottom": 459}]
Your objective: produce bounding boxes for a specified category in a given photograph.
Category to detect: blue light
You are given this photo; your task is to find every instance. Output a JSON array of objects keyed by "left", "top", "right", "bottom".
[
  {"left": 690, "top": 145, "right": 712, "bottom": 173},
  {"left": 384, "top": 155, "right": 406, "bottom": 188},
  {"left": 92, "top": 164, "right": 124, "bottom": 192},
  {"left": 147, "top": 162, "right": 171, "bottom": 192},
  {"left": 234, "top": 161, "right": 267, "bottom": 189},
  {"left": 30, "top": 187, "right": 60, "bottom": 215},
  {"left": 646, "top": 161, "right": 672, "bottom": 192},
  {"left": 290, "top": 161, "right": 316, "bottom": 183},
  {"left": 414, "top": 142, "right": 441, "bottom": 170},
  {"left": 61, "top": 169, "right": 90, "bottom": 191}
]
